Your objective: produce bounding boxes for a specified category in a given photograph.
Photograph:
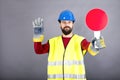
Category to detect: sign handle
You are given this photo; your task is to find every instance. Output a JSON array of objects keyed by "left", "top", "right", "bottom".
[{"left": 94, "top": 31, "right": 100, "bottom": 39}]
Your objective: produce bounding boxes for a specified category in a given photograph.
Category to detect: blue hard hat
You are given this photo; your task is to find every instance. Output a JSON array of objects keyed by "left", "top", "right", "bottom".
[{"left": 58, "top": 10, "right": 75, "bottom": 22}]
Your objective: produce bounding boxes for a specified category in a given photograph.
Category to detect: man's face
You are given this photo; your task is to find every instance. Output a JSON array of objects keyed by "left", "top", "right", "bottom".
[{"left": 60, "top": 20, "right": 74, "bottom": 35}]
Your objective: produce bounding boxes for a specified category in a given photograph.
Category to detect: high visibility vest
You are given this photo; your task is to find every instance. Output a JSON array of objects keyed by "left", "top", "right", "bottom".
[{"left": 48, "top": 34, "right": 87, "bottom": 80}]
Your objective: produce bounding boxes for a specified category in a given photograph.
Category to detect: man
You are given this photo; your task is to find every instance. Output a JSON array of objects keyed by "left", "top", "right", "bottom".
[{"left": 32, "top": 10, "right": 106, "bottom": 80}]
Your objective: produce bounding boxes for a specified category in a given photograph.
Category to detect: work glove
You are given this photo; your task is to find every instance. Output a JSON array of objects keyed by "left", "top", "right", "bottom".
[
  {"left": 92, "top": 36, "right": 106, "bottom": 50},
  {"left": 32, "top": 17, "right": 44, "bottom": 42}
]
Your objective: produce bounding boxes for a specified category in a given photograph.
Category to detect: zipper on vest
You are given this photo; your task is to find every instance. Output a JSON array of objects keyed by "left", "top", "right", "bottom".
[{"left": 62, "top": 50, "right": 66, "bottom": 80}]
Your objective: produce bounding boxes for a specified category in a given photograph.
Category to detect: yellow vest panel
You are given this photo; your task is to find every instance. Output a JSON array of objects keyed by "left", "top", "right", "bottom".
[{"left": 48, "top": 34, "right": 86, "bottom": 80}]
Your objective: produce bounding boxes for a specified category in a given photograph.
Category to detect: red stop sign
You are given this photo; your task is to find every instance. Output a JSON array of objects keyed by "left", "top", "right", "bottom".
[{"left": 86, "top": 8, "right": 108, "bottom": 31}]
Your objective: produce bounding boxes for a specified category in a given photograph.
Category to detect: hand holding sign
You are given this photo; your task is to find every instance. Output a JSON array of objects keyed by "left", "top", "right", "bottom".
[{"left": 86, "top": 8, "right": 108, "bottom": 39}]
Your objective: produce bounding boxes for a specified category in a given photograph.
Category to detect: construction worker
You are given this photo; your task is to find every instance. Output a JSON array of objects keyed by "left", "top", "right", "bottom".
[{"left": 32, "top": 10, "right": 106, "bottom": 80}]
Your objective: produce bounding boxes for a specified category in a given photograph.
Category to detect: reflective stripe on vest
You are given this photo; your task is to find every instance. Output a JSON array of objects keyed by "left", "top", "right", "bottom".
[
  {"left": 48, "top": 74, "right": 86, "bottom": 79},
  {"left": 48, "top": 60, "right": 84, "bottom": 66}
]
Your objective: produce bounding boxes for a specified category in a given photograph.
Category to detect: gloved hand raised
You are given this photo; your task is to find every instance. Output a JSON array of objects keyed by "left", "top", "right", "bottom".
[
  {"left": 32, "top": 17, "right": 44, "bottom": 42},
  {"left": 92, "top": 36, "right": 106, "bottom": 50}
]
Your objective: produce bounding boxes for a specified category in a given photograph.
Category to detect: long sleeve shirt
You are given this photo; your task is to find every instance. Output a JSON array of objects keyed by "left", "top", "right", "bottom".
[{"left": 34, "top": 36, "right": 90, "bottom": 54}]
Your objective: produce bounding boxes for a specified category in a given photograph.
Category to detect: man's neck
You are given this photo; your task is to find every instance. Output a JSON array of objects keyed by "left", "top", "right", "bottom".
[{"left": 62, "top": 33, "right": 73, "bottom": 38}]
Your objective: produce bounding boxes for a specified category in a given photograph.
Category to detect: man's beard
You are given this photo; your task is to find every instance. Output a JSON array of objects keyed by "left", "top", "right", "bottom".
[{"left": 61, "top": 26, "right": 73, "bottom": 35}]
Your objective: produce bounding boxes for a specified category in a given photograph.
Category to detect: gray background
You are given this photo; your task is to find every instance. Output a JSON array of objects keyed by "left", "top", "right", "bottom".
[{"left": 0, "top": 0, "right": 120, "bottom": 80}]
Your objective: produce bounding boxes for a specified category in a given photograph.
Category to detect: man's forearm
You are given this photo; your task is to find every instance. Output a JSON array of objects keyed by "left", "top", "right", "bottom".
[{"left": 34, "top": 42, "right": 49, "bottom": 54}]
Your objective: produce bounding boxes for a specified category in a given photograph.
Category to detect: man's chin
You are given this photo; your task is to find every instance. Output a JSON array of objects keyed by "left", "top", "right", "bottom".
[
  {"left": 63, "top": 31, "right": 72, "bottom": 35},
  {"left": 61, "top": 27, "right": 72, "bottom": 35}
]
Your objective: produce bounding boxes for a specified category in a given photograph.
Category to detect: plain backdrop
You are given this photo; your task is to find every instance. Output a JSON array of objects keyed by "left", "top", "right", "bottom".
[{"left": 0, "top": 0, "right": 120, "bottom": 80}]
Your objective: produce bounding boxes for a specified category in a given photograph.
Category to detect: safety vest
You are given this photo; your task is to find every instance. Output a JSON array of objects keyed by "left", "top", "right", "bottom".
[{"left": 48, "top": 34, "right": 87, "bottom": 80}]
